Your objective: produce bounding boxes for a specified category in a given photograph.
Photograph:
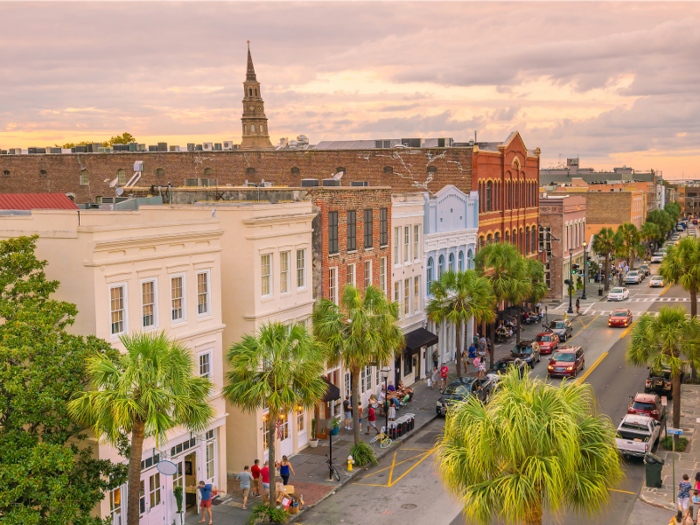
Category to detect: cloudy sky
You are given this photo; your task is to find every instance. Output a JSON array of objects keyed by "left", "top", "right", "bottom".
[{"left": 1, "top": 2, "right": 698, "bottom": 179}]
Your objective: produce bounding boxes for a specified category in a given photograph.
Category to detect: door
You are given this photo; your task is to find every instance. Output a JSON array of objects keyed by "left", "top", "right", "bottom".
[
  {"left": 279, "top": 414, "right": 293, "bottom": 457},
  {"left": 297, "top": 410, "right": 308, "bottom": 448},
  {"left": 139, "top": 470, "right": 165, "bottom": 525}
]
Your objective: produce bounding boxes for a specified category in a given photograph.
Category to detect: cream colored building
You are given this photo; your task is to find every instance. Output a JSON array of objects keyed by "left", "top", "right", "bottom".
[{"left": 0, "top": 206, "right": 227, "bottom": 525}]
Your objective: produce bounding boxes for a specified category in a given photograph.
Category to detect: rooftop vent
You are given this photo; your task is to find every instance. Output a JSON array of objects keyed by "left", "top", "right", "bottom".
[
  {"left": 350, "top": 181, "right": 369, "bottom": 187},
  {"left": 301, "top": 179, "right": 319, "bottom": 187},
  {"left": 322, "top": 179, "right": 340, "bottom": 187}
]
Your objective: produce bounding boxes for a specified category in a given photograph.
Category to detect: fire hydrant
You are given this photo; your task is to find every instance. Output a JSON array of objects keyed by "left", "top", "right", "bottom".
[{"left": 347, "top": 455, "right": 354, "bottom": 471}]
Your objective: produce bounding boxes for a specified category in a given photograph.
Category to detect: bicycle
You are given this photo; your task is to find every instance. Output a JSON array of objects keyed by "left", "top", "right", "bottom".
[
  {"left": 369, "top": 429, "right": 393, "bottom": 449},
  {"left": 325, "top": 454, "right": 340, "bottom": 482}
]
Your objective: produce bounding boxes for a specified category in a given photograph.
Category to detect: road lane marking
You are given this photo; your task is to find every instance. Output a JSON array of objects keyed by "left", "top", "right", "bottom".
[
  {"left": 388, "top": 452, "right": 397, "bottom": 485},
  {"left": 353, "top": 448, "right": 437, "bottom": 488},
  {"left": 575, "top": 351, "right": 608, "bottom": 385},
  {"left": 388, "top": 448, "right": 437, "bottom": 487},
  {"left": 359, "top": 451, "right": 429, "bottom": 480},
  {"left": 619, "top": 320, "right": 637, "bottom": 339},
  {"left": 608, "top": 488, "right": 636, "bottom": 495},
  {"left": 660, "top": 284, "right": 672, "bottom": 296},
  {"left": 583, "top": 302, "right": 595, "bottom": 315},
  {"left": 566, "top": 315, "right": 599, "bottom": 343}
]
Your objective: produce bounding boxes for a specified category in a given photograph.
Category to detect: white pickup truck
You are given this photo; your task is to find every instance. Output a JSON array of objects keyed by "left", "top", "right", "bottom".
[{"left": 615, "top": 414, "right": 662, "bottom": 459}]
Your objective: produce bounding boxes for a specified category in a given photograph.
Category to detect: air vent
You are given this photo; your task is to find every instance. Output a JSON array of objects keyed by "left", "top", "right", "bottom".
[
  {"left": 323, "top": 179, "right": 340, "bottom": 187},
  {"left": 301, "top": 179, "right": 319, "bottom": 187},
  {"left": 350, "top": 181, "right": 369, "bottom": 187}
]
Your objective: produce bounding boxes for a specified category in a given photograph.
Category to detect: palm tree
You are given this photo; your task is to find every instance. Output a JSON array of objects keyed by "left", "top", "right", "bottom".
[
  {"left": 616, "top": 223, "right": 640, "bottom": 269},
  {"left": 313, "top": 285, "right": 404, "bottom": 445},
  {"left": 640, "top": 222, "right": 661, "bottom": 254},
  {"left": 223, "top": 322, "right": 327, "bottom": 507},
  {"left": 627, "top": 306, "right": 700, "bottom": 431},
  {"left": 437, "top": 370, "right": 623, "bottom": 525},
  {"left": 426, "top": 270, "right": 496, "bottom": 379},
  {"left": 526, "top": 258, "right": 549, "bottom": 312},
  {"left": 591, "top": 228, "right": 621, "bottom": 291},
  {"left": 69, "top": 332, "right": 214, "bottom": 525},
  {"left": 660, "top": 237, "right": 700, "bottom": 318}
]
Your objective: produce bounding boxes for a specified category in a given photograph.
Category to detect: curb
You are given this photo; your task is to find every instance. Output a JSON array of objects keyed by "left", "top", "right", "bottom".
[
  {"left": 289, "top": 411, "right": 439, "bottom": 522},
  {"left": 638, "top": 493, "right": 677, "bottom": 512}
]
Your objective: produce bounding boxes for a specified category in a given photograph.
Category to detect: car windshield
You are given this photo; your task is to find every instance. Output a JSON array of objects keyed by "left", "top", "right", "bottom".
[
  {"left": 650, "top": 369, "right": 671, "bottom": 379},
  {"left": 612, "top": 312, "right": 628, "bottom": 318},
  {"left": 551, "top": 352, "right": 575, "bottom": 362},
  {"left": 493, "top": 361, "right": 513, "bottom": 371},
  {"left": 443, "top": 384, "right": 470, "bottom": 396},
  {"left": 515, "top": 344, "right": 533, "bottom": 354},
  {"left": 632, "top": 402, "right": 655, "bottom": 411},
  {"left": 627, "top": 271, "right": 638, "bottom": 276},
  {"left": 550, "top": 322, "right": 566, "bottom": 329},
  {"left": 611, "top": 288, "right": 624, "bottom": 293},
  {"left": 620, "top": 421, "right": 649, "bottom": 432},
  {"left": 536, "top": 335, "right": 552, "bottom": 342}
]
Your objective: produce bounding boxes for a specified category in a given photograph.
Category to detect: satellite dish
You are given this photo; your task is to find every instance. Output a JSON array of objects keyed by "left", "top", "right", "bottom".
[
  {"left": 116, "top": 187, "right": 124, "bottom": 196},
  {"left": 156, "top": 460, "right": 178, "bottom": 476},
  {"left": 109, "top": 177, "right": 119, "bottom": 188}
]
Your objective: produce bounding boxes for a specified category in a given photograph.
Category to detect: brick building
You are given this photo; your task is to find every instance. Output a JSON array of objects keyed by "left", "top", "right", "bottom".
[
  {"left": 677, "top": 186, "right": 700, "bottom": 216},
  {"left": 584, "top": 190, "right": 646, "bottom": 242}
]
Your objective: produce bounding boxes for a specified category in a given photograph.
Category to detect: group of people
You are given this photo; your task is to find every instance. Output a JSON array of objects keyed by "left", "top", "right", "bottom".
[
  {"left": 234, "top": 456, "right": 296, "bottom": 511},
  {"left": 672, "top": 473, "right": 700, "bottom": 524}
]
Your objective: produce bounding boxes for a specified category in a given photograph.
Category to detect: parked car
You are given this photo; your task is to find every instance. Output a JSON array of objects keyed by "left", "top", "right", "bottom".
[
  {"left": 644, "top": 367, "right": 677, "bottom": 398},
  {"left": 638, "top": 264, "right": 650, "bottom": 276},
  {"left": 649, "top": 275, "right": 665, "bottom": 287},
  {"left": 487, "top": 357, "right": 527, "bottom": 385},
  {"left": 510, "top": 340, "right": 541, "bottom": 367},
  {"left": 615, "top": 414, "right": 661, "bottom": 459},
  {"left": 608, "top": 308, "right": 633, "bottom": 328},
  {"left": 436, "top": 378, "right": 493, "bottom": 416},
  {"left": 608, "top": 287, "right": 629, "bottom": 301},
  {"left": 545, "top": 319, "right": 573, "bottom": 342},
  {"left": 624, "top": 271, "right": 642, "bottom": 285},
  {"left": 535, "top": 332, "right": 559, "bottom": 354},
  {"left": 627, "top": 393, "right": 666, "bottom": 422},
  {"left": 547, "top": 346, "right": 585, "bottom": 378},
  {"left": 650, "top": 253, "right": 664, "bottom": 263}
]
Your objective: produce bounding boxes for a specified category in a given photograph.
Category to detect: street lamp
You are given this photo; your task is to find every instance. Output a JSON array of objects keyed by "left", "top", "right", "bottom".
[
  {"left": 381, "top": 366, "right": 391, "bottom": 436},
  {"left": 567, "top": 248, "right": 574, "bottom": 314},
  {"left": 582, "top": 242, "right": 588, "bottom": 300}
]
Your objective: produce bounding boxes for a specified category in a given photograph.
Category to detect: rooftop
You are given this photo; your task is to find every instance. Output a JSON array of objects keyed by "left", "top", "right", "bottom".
[{"left": 0, "top": 192, "right": 78, "bottom": 211}]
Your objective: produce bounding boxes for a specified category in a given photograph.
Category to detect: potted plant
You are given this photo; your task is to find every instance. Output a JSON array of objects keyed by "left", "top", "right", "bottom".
[
  {"left": 330, "top": 416, "right": 340, "bottom": 436},
  {"left": 173, "top": 485, "right": 184, "bottom": 525},
  {"left": 309, "top": 419, "right": 319, "bottom": 448}
]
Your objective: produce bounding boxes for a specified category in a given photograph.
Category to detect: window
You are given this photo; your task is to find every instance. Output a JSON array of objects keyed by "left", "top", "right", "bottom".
[
  {"left": 148, "top": 472, "right": 161, "bottom": 509},
  {"left": 328, "top": 211, "right": 339, "bottom": 254},
  {"left": 117, "top": 169, "right": 126, "bottom": 185},
  {"left": 39, "top": 169, "right": 47, "bottom": 177},
  {"left": 458, "top": 251, "right": 464, "bottom": 272},
  {"left": 297, "top": 409, "right": 305, "bottom": 433},
  {"left": 171, "top": 276, "right": 185, "bottom": 322},
  {"left": 427, "top": 257, "right": 434, "bottom": 294},
  {"left": 380, "top": 208, "right": 388, "bottom": 246},
  {"left": 261, "top": 254, "right": 272, "bottom": 297},
  {"left": 110, "top": 284, "right": 126, "bottom": 336},
  {"left": 366, "top": 365, "right": 372, "bottom": 391},
  {"left": 413, "top": 225, "right": 420, "bottom": 260},
  {"left": 2, "top": 170, "right": 9, "bottom": 176},
  {"left": 251, "top": 124, "right": 256, "bottom": 133},
  {"left": 199, "top": 351, "right": 212, "bottom": 378},
  {"left": 347, "top": 210, "right": 356, "bottom": 251},
  {"left": 394, "top": 281, "right": 401, "bottom": 316},
  {"left": 404, "top": 226, "right": 410, "bottom": 263},
  {"left": 379, "top": 258, "right": 386, "bottom": 294},
  {"left": 139, "top": 480, "right": 146, "bottom": 516},
  {"left": 110, "top": 487, "right": 123, "bottom": 525},
  {"left": 404, "top": 279, "right": 410, "bottom": 315},
  {"left": 291, "top": 167, "right": 300, "bottom": 175},
  {"left": 448, "top": 253, "right": 455, "bottom": 272},
  {"left": 329, "top": 267, "right": 338, "bottom": 304},
  {"left": 383, "top": 166, "right": 393, "bottom": 174},
  {"left": 438, "top": 255, "right": 445, "bottom": 278},
  {"left": 280, "top": 251, "right": 290, "bottom": 294},
  {"left": 364, "top": 209, "right": 373, "bottom": 248},
  {"left": 486, "top": 181, "right": 492, "bottom": 211},
  {"left": 80, "top": 169, "right": 89, "bottom": 186},
  {"left": 344, "top": 370, "right": 351, "bottom": 400},
  {"left": 296, "top": 249, "right": 306, "bottom": 289},
  {"left": 206, "top": 440, "right": 215, "bottom": 480},
  {"left": 414, "top": 276, "right": 420, "bottom": 312},
  {"left": 197, "top": 271, "right": 211, "bottom": 315},
  {"left": 141, "top": 280, "right": 156, "bottom": 329},
  {"left": 361, "top": 367, "right": 366, "bottom": 392},
  {"left": 364, "top": 260, "right": 372, "bottom": 289},
  {"left": 394, "top": 227, "right": 400, "bottom": 263},
  {"left": 347, "top": 263, "right": 355, "bottom": 288},
  {"left": 156, "top": 168, "right": 165, "bottom": 176}
]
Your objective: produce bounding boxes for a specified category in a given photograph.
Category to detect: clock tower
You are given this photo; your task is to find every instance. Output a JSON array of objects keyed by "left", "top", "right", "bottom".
[{"left": 240, "top": 42, "right": 273, "bottom": 150}]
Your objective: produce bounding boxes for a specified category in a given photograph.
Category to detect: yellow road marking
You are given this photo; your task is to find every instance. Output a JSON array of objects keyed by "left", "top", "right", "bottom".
[
  {"left": 660, "top": 283, "right": 673, "bottom": 296},
  {"left": 619, "top": 320, "right": 637, "bottom": 339},
  {"left": 608, "top": 488, "right": 636, "bottom": 495},
  {"left": 575, "top": 351, "right": 608, "bottom": 385},
  {"left": 359, "top": 451, "right": 432, "bottom": 479},
  {"left": 567, "top": 316, "right": 599, "bottom": 343},
  {"left": 353, "top": 448, "right": 437, "bottom": 488},
  {"left": 388, "top": 452, "right": 397, "bottom": 485},
  {"left": 388, "top": 448, "right": 437, "bottom": 487}
]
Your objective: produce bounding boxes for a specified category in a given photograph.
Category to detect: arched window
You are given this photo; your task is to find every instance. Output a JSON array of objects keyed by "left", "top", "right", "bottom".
[
  {"left": 291, "top": 167, "right": 300, "bottom": 175},
  {"left": 427, "top": 257, "right": 434, "bottom": 294},
  {"left": 246, "top": 167, "right": 256, "bottom": 175},
  {"left": 438, "top": 255, "right": 445, "bottom": 278},
  {"left": 496, "top": 181, "right": 500, "bottom": 210},
  {"left": 156, "top": 168, "right": 165, "bottom": 176},
  {"left": 79, "top": 169, "right": 89, "bottom": 186},
  {"left": 520, "top": 228, "right": 525, "bottom": 252},
  {"left": 478, "top": 236, "right": 485, "bottom": 250},
  {"left": 117, "top": 169, "right": 126, "bottom": 185},
  {"left": 495, "top": 231, "right": 500, "bottom": 243},
  {"left": 487, "top": 234, "right": 493, "bottom": 245},
  {"left": 244, "top": 124, "right": 247, "bottom": 133},
  {"left": 486, "top": 181, "right": 492, "bottom": 212},
  {"left": 467, "top": 249, "right": 474, "bottom": 270},
  {"left": 383, "top": 166, "right": 393, "bottom": 174},
  {"left": 513, "top": 229, "right": 517, "bottom": 249},
  {"left": 204, "top": 168, "right": 213, "bottom": 176},
  {"left": 39, "top": 169, "right": 47, "bottom": 177},
  {"left": 458, "top": 250, "right": 464, "bottom": 271},
  {"left": 505, "top": 230, "right": 509, "bottom": 243},
  {"left": 480, "top": 182, "right": 484, "bottom": 212},
  {"left": 448, "top": 253, "right": 455, "bottom": 272},
  {"left": 525, "top": 227, "right": 530, "bottom": 254},
  {"left": 249, "top": 88, "right": 253, "bottom": 96},
  {"left": 255, "top": 89, "right": 258, "bottom": 97},
  {"left": 251, "top": 124, "right": 256, "bottom": 133},
  {"left": 531, "top": 226, "right": 537, "bottom": 253}
]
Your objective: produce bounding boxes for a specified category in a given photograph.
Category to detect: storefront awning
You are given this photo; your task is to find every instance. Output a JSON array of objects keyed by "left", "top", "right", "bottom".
[
  {"left": 403, "top": 327, "right": 439, "bottom": 355},
  {"left": 321, "top": 377, "right": 341, "bottom": 402}
]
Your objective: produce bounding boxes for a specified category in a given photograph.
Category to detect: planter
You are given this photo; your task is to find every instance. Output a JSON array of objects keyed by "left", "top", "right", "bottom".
[
  {"left": 330, "top": 427, "right": 339, "bottom": 436},
  {"left": 309, "top": 439, "right": 319, "bottom": 448}
]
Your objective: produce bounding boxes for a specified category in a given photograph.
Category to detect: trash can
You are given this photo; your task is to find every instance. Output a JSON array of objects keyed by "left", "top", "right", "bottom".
[
  {"left": 598, "top": 287, "right": 603, "bottom": 297},
  {"left": 644, "top": 452, "right": 664, "bottom": 488}
]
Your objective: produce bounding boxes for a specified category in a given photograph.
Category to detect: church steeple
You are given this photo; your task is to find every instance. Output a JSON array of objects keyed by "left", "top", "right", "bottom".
[{"left": 240, "top": 41, "right": 273, "bottom": 151}]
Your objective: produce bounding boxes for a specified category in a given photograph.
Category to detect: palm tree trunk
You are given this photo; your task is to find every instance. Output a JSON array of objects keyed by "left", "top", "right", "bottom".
[
  {"left": 524, "top": 505, "right": 543, "bottom": 525},
  {"left": 351, "top": 368, "right": 362, "bottom": 445},
  {"left": 515, "top": 305, "right": 522, "bottom": 344},
  {"left": 604, "top": 255, "right": 610, "bottom": 292},
  {"left": 268, "top": 409, "right": 277, "bottom": 506},
  {"left": 692, "top": 286, "right": 697, "bottom": 380},
  {"left": 455, "top": 321, "right": 463, "bottom": 379},
  {"left": 672, "top": 371, "right": 682, "bottom": 433},
  {"left": 127, "top": 418, "right": 145, "bottom": 525}
]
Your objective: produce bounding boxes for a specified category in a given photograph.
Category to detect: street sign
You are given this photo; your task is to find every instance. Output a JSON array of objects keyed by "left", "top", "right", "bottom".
[
  {"left": 662, "top": 396, "right": 668, "bottom": 407},
  {"left": 668, "top": 428, "right": 683, "bottom": 436}
]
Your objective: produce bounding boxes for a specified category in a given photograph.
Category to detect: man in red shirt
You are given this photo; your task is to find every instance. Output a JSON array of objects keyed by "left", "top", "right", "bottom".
[
  {"left": 440, "top": 363, "right": 449, "bottom": 390},
  {"left": 251, "top": 459, "right": 261, "bottom": 497},
  {"left": 365, "top": 405, "right": 379, "bottom": 435},
  {"left": 260, "top": 460, "right": 270, "bottom": 499}
]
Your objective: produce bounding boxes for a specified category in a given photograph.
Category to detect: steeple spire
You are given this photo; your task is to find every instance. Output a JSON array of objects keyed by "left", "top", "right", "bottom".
[{"left": 246, "top": 40, "right": 257, "bottom": 81}]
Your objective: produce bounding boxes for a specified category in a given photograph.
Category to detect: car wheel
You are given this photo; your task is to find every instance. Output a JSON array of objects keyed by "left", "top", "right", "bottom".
[{"left": 581, "top": 360, "right": 585, "bottom": 370}]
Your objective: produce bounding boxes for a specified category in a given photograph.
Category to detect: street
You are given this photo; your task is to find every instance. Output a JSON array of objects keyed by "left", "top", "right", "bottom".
[{"left": 298, "top": 254, "right": 692, "bottom": 525}]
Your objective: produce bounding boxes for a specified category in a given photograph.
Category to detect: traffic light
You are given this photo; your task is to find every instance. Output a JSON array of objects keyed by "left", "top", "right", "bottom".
[
  {"left": 586, "top": 256, "right": 592, "bottom": 265},
  {"left": 572, "top": 263, "right": 579, "bottom": 274}
]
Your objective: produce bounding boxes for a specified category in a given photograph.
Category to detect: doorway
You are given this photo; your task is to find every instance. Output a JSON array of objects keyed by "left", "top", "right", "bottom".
[
  {"left": 279, "top": 414, "right": 293, "bottom": 457},
  {"left": 138, "top": 470, "right": 164, "bottom": 525},
  {"left": 183, "top": 451, "right": 198, "bottom": 511}
]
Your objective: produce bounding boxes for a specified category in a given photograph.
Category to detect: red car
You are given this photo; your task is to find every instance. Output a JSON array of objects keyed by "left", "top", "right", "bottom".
[
  {"left": 547, "top": 346, "right": 585, "bottom": 378},
  {"left": 627, "top": 393, "right": 666, "bottom": 421},
  {"left": 535, "top": 332, "right": 559, "bottom": 354},
  {"left": 608, "top": 308, "right": 633, "bottom": 328}
]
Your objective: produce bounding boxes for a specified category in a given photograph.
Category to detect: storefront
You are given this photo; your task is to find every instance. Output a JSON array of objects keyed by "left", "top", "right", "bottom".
[{"left": 395, "top": 327, "right": 438, "bottom": 387}]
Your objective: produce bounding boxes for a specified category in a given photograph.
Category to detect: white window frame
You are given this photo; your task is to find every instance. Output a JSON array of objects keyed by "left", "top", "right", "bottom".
[
  {"left": 296, "top": 249, "right": 306, "bottom": 289},
  {"left": 347, "top": 263, "right": 356, "bottom": 288},
  {"left": 280, "top": 251, "right": 291, "bottom": 294},
  {"left": 394, "top": 281, "right": 401, "bottom": 317},
  {"left": 364, "top": 260, "right": 372, "bottom": 289},
  {"left": 109, "top": 283, "right": 128, "bottom": 338},
  {"left": 329, "top": 267, "right": 338, "bottom": 305},
  {"left": 413, "top": 224, "right": 420, "bottom": 261},
  {"left": 404, "top": 226, "right": 410, "bottom": 263},
  {"left": 394, "top": 227, "right": 401, "bottom": 265},
  {"left": 196, "top": 270, "right": 212, "bottom": 317},
  {"left": 404, "top": 278, "right": 410, "bottom": 316},
  {"left": 261, "top": 253, "right": 273, "bottom": 298},
  {"left": 170, "top": 274, "right": 186, "bottom": 325},
  {"left": 110, "top": 486, "right": 123, "bottom": 525},
  {"left": 199, "top": 349, "right": 213, "bottom": 379},
  {"left": 414, "top": 275, "right": 420, "bottom": 313},
  {"left": 380, "top": 257, "right": 387, "bottom": 294},
  {"left": 361, "top": 367, "right": 366, "bottom": 392},
  {"left": 140, "top": 278, "right": 158, "bottom": 330}
]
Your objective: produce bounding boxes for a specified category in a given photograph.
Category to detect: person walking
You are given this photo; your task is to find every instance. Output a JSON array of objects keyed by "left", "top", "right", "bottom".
[
  {"left": 357, "top": 400, "right": 363, "bottom": 429},
  {"left": 251, "top": 459, "right": 261, "bottom": 497},
  {"left": 192, "top": 480, "right": 221, "bottom": 525},
  {"left": 279, "top": 456, "right": 295, "bottom": 486},
  {"left": 468, "top": 343, "right": 476, "bottom": 370},
  {"left": 576, "top": 297, "right": 580, "bottom": 315},
  {"left": 343, "top": 397, "right": 353, "bottom": 430},
  {"left": 260, "top": 460, "right": 270, "bottom": 500},
  {"left": 679, "top": 474, "right": 692, "bottom": 514},
  {"left": 430, "top": 366, "right": 439, "bottom": 390},
  {"left": 432, "top": 348, "right": 439, "bottom": 369},
  {"left": 439, "top": 362, "right": 449, "bottom": 391},
  {"left": 366, "top": 404, "right": 379, "bottom": 434},
  {"left": 236, "top": 466, "right": 254, "bottom": 510},
  {"left": 462, "top": 346, "right": 469, "bottom": 374},
  {"left": 477, "top": 335, "right": 487, "bottom": 362},
  {"left": 388, "top": 396, "right": 397, "bottom": 423}
]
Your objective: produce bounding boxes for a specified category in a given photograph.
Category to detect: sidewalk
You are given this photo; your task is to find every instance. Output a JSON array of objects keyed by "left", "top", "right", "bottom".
[{"left": 639, "top": 384, "right": 700, "bottom": 511}]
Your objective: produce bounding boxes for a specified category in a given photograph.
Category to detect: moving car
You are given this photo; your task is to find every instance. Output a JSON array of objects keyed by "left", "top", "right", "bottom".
[
  {"left": 615, "top": 414, "right": 661, "bottom": 459},
  {"left": 535, "top": 332, "right": 559, "bottom": 354},
  {"left": 436, "top": 378, "right": 493, "bottom": 416},
  {"left": 624, "top": 271, "right": 642, "bottom": 285},
  {"left": 650, "top": 253, "right": 664, "bottom": 263},
  {"left": 638, "top": 264, "right": 650, "bottom": 276},
  {"left": 607, "top": 287, "right": 629, "bottom": 301},
  {"left": 644, "top": 367, "right": 677, "bottom": 398},
  {"left": 545, "top": 319, "right": 573, "bottom": 342},
  {"left": 547, "top": 346, "right": 585, "bottom": 378},
  {"left": 487, "top": 357, "right": 527, "bottom": 385},
  {"left": 510, "top": 340, "right": 542, "bottom": 367},
  {"left": 608, "top": 308, "right": 633, "bottom": 328},
  {"left": 649, "top": 275, "right": 665, "bottom": 287},
  {"left": 627, "top": 393, "right": 666, "bottom": 422}
]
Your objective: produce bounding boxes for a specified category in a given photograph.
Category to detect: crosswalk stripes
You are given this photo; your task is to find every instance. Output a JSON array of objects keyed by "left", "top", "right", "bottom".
[{"left": 552, "top": 296, "right": 690, "bottom": 309}]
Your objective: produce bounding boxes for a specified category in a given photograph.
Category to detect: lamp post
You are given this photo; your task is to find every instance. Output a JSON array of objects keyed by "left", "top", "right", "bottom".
[
  {"left": 381, "top": 366, "right": 391, "bottom": 436},
  {"left": 567, "top": 247, "right": 574, "bottom": 314},
  {"left": 582, "top": 242, "right": 587, "bottom": 300}
]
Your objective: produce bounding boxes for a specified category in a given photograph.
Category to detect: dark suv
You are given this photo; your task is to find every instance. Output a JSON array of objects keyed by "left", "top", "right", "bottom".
[
  {"left": 644, "top": 367, "right": 680, "bottom": 398},
  {"left": 511, "top": 340, "right": 541, "bottom": 367},
  {"left": 436, "top": 378, "right": 493, "bottom": 416},
  {"left": 545, "top": 319, "right": 573, "bottom": 342}
]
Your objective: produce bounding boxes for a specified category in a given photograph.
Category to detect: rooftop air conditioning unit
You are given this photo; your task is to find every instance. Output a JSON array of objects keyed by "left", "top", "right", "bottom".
[
  {"left": 158, "top": 143, "right": 168, "bottom": 152},
  {"left": 350, "top": 181, "right": 369, "bottom": 187},
  {"left": 301, "top": 179, "right": 319, "bottom": 187},
  {"left": 203, "top": 143, "right": 213, "bottom": 151},
  {"left": 148, "top": 145, "right": 158, "bottom": 152},
  {"left": 223, "top": 141, "right": 234, "bottom": 150},
  {"left": 322, "top": 179, "right": 340, "bottom": 187},
  {"left": 260, "top": 182, "right": 273, "bottom": 188},
  {"left": 214, "top": 143, "right": 222, "bottom": 151}
]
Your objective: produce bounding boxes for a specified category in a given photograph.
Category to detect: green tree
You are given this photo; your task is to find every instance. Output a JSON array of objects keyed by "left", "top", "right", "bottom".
[
  {"left": 426, "top": 270, "right": 496, "bottom": 379},
  {"left": 640, "top": 222, "right": 661, "bottom": 253},
  {"left": 616, "top": 223, "right": 640, "bottom": 269},
  {"left": 627, "top": 306, "right": 700, "bottom": 431},
  {"left": 69, "top": 332, "right": 214, "bottom": 525},
  {"left": 224, "top": 322, "right": 327, "bottom": 507},
  {"left": 0, "top": 236, "right": 127, "bottom": 525},
  {"left": 314, "top": 285, "right": 404, "bottom": 445},
  {"left": 437, "top": 370, "right": 623, "bottom": 525},
  {"left": 646, "top": 209, "right": 674, "bottom": 239},
  {"left": 108, "top": 132, "right": 137, "bottom": 146},
  {"left": 526, "top": 258, "right": 549, "bottom": 308},
  {"left": 665, "top": 202, "right": 682, "bottom": 225},
  {"left": 591, "top": 227, "right": 621, "bottom": 291}
]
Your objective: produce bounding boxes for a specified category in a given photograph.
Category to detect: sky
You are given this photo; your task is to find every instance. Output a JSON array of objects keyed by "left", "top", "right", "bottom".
[{"left": 0, "top": 2, "right": 699, "bottom": 179}]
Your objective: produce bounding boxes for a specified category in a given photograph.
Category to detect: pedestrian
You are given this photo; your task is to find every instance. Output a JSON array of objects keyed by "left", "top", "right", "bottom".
[
  {"left": 237, "top": 466, "right": 254, "bottom": 510},
  {"left": 478, "top": 335, "right": 486, "bottom": 359},
  {"left": 535, "top": 302, "right": 542, "bottom": 315},
  {"left": 358, "top": 400, "right": 363, "bottom": 428},
  {"left": 251, "top": 459, "right": 261, "bottom": 497},
  {"left": 279, "top": 456, "right": 295, "bottom": 486},
  {"left": 192, "top": 480, "right": 220, "bottom": 525},
  {"left": 576, "top": 298, "right": 580, "bottom": 315},
  {"left": 462, "top": 346, "right": 469, "bottom": 374},
  {"left": 366, "top": 404, "right": 379, "bottom": 434},
  {"left": 260, "top": 460, "right": 270, "bottom": 500},
  {"left": 468, "top": 342, "right": 477, "bottom": 367},
  {"left": 440, "top": 362, "right": 449, "bottom": 391},
  {"left": 378, "top": 386, "right": 386, "bottom": 415},
  {"left": 695, "top": 472, "right": 700, "bottom": 491},
  {"left": 430, "top": 366, "right": 439, "bottom": 390},
  {"left": 679, "top": 473, "right": 692, "bottom": 513},
  {"left": 432, "top": 348, "right": 439, "bottom": 369},
  {"left": 683, "top": 506, "right": 694, "bottom": 525},
  {"left": 388, "top": 396, "right": 397, "bottom": 422},
  {"left": 670, "top": 510, "right": 683, "bottom": 524},
  {"left": 473, "top": 355, "right": 481, "bottom": 379},
  {"left": 343, "top": 397, "right": 352, "bottom": 430}
]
